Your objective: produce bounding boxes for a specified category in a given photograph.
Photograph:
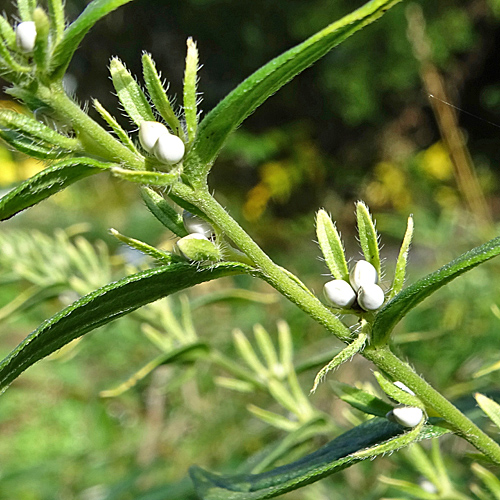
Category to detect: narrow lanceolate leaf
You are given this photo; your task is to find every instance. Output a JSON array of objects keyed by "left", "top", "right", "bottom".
[
  {"left": 183, "top": 37, "right": 199, "bottom": 144},
  {"left": 17, "top": 0, "right": 37, "bottom": 22},
  {"left": 310, "top": 333, "right": 367, "bottom": 394},
  {"left": 93, "top": 99, "right": 138, "bottom": 153},
  {"left": 373, "top": 372, "right": 423, "bottom": 408},
  {"left": 142, "top": 54, "right": 182, "bottom": 136},
  {"left": 110, "top": 58, "right": 155, "bottom": 126},
  {"left": 316, "top": 209, "right": 349, "bottom": 280},
  {"left": 0, "top": 262, "right": 254, "bottom": 392},
  {"left": 0, "top": 16, "right": 16, "bottom": 50},
  {"left": 140, "top": 187, "right": 188, "bottom": 237},
  {"left": 330, "top": 381, "right": 392, "bottom": 417},
  {"left": 185, "top": 0, "right": 402, "bottom": 180},
  {"left": 0, "top": 109, "right": 81, "bottom": 158},
  {"left": 475, "top": 393, "right": 500, "bottom": 430},
  {"left": 0, "top": 158, "right": 109, "bottom": 220},
  {"left": 356, "top": 201, "right": 381, "bottom": 275},
  {"left": 471, "top": 463, "right": 500, "bottom": 500},
  {"left": 190, "top": 419, "right": 446, "bottom": 500},
  {"left": 389, "top": 215, "right": 414, "bottom": 300},
  {"left": 372, "top": 235, "right": 500, "bottom": 345},
  {"left": 50, "top": 0, "right": 135, "bottom": 80},
  {"left": 112, "top": 166, "right": 179, "bottom": 187},
  {"left": 110, "top": 228, "right": 181, "bottom": 265}
]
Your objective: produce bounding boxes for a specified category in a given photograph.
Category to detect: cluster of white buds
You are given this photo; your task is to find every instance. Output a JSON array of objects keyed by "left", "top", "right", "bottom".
[
  {"left": 139, "top": 121, "right": 185, "bottom": 164},
  {"left": 16, "top": 21, "right": 37, "bottom": 53},
  {"left": 323, "top": 260, "right": 384, "bottom": 311}
]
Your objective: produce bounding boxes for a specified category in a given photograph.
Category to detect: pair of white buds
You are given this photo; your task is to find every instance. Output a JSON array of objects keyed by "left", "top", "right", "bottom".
[
  {"left": 16, "top": 21, "right": 37, "bottom": 53},
  {"left": 386, "top": 381, "right": 424, "bottom": 428},
  {"left": 323, "top": 260, "right": 384, "bottom": 311},
  {"left": 139, "top": 121, "right": 185, "bottom": 165}
]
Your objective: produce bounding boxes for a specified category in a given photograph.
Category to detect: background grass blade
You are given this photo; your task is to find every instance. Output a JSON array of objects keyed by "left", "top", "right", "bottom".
[
  {"left": 0, "top": 262, "right": 254, "bottom": 392},
  {"left": 185, "top": 0, "right": 402, "bottom": 180},
  {"left": 0, "top": 158, "right": 109, "bottom": 220},
  {"left": 372, "top": 236, "right": 500, "bottom": 345}
]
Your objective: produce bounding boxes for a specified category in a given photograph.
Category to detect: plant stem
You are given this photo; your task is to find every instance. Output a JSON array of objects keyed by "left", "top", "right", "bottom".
[
  {"left": 364, "top": 345, "right": 500, "bottom": 465},
  {"left": 36, "top": 83, "right": 143, "bottom": 168},
  {"left": 177, "top": 185, "right": 352, "bottom": 343}
]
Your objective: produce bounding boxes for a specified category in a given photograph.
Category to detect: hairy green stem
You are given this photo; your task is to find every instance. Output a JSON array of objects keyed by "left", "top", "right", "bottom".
[
  {"left": 175, "top": 185, "right": 352, "bottom": 342},
  {"left": 173, "top": 184, "right": 500, "bottom": 465},
  {"left": 364, "top": 345, "right": 500, "bottom": 465},
  {"left": 36, "top": 83, "right": 143, "bottom": 168}
]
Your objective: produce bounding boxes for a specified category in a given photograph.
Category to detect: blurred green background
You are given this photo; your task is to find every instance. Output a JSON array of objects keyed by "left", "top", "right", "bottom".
[{"left": 1, "top": 0, "right": 500, "bottom": 498}]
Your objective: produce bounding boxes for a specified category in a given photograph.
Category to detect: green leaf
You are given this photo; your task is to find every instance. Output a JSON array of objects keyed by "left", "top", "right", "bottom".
[
  {"left": 316, "top": 209, "right": 349, "bottom": 280},
  {"left": 389, "top": 215, "right": 414, "bottom": 300},
  {"left": 47, "top": 0, "right": 65, "bottom": 44},
  {"left": 50, "top": 0, "right": 135, "bottom": 80},
  {"left": 93, "top": 98, "right": 138, "bottom": 153},
  {"left": 330, "top": 381, "right": 392, "bottom": 417},
  {"left": 356, "top": 201, "right": 381, "bottom": 275},
  {"left": 310, "top": 333, "right": 367, "bottom": 394},
  {"left": 17, "top": 0, "right": 37, "bottom": 22},
  {"left": 0, "top": 262, "right": 254, "bottom": 392},
  {"left": 0, "top": 16, "right": 16, "bottom": 50},
  {"left": 471, "top": 463, "right": 500, "bottom": 500},
  {"left": 475, "top": 393, "right": 500, "bottom": 430},
  {"left": 185, "top": 0, "right": 402, "bottom": 180},
  {"left": 190, "top": 419, "right": 446, "bottom": 500},
  {"left": 183, "top": 37, "right": 199, "bottom": 145},
  {"left": 100, "top": 342, "right": 209, "bottom": 397},
  {"left": 372, "top": 235, "right": 500, "bottom": 345},
  {"left": 373, "top": 372, "right": 423, "bottom": 408},
  {"left": 111, "top": 166, "right": 179, "bottom": 187},
  {"left": 110, "top": 57, "right": 155, "bottom": 126},
  {"left": 33, "top": 8, "right": 51, "bottom": 74},
  {"left": 140, "top": 187, "right": 188, "bottom": 237},
  {"left": 0, "top": 157, "right": 109, "bottom": 220},
  {"left": 142, "top": 53, "right": 182, "bottom": 137},
  {"left": 0, "top": 109, "right": 81, "bottom": 158},
  {"left": 110, "top": 228, "right": 181, "bottom": 265}
]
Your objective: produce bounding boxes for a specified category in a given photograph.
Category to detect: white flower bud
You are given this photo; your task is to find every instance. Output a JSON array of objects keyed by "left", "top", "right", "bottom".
[
  {"left": 323, "top": 279, "right": 356, "bottom": 308},
  {"left": 153, "top": 131, "right": 185, "bottom": 164},
  {"left": 387, "top": 406, "right": 423, "bottom": 428},
  {"left": 349, "top": 260, "right": 378, "bottom": 292},
  {"left": 357, "top": 283, "right": 384, "bottom": 311},
  {"left": 393, "top": 381, "right": 415, "bottom": 396},
  {"left": 138, "top": 121, "right": 169, "bottom": 153},
  {"left": 183, "top": 211, "right": 214, "bottom": 238},
  {"left": 16, "top": 21, "right": 37, "bottom": 52}
]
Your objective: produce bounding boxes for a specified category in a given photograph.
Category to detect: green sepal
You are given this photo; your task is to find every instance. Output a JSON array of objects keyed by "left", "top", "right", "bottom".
[
  {"left": 372, "top": 235, "right": 500, "bottom": 345},
  {"left": 50, "top": 0, "right": 135, "bottom": 80},
  {"left": 33, "top": 8, "right": 51, "bottom": 76},
  {"left": 0, "top": 16, "right": 16, "bottom": 50},
  {"left": 142, "top": 53, "right": 182, "bottom": 136},
  {"left": 183, "top": 37, "right": 199, "bottom": 145},
  {"left": 47, "top": 0, "right": 65, "bottom": 44},
  {"left": 475, "top": 393, "right": 500, "bottom": 430},
  {"left": 471, "top": 462, "right": 500, "bottom": 498},
  {"left": 17, "top": 0, "right": 37, "bottom": 22},
  {"left": 110, "top": 57, "right": 155, "bottom": 126},
  {"left": 0, "top": 261, "right": 255, "bottom": 392},
  {"left": 356, "top": 201, "right": 381, "bottom": 276},
  {"left": 388, "top": 215, "right": 413, "bottom": 300},
  {"left": 190, "top": 419, "right": 446, "bottom": 500},
  {"left": 140, "top": 187, "right": 188, "bottom": 237},
  {"left": 0, "top": 108, "right": 81, "bottom": 158},
  {"left": 373, "top": 372, "right": 423, "bottom": 408},
  {"left": 185, "top": 0, "right": 402, "bottom": 181},
  {"left": 0, "top": 42, "right": 30, "bottom": 79},
  {"left": 316, "top": 209, "right": 349, "bottom": 280},
  {"left": 177, "top": 235, "right": 221, "bottom": 262},
  {"left": 93, "top": 98, "right": 138, "bottom": 153},
  {"left": 110, "top": 228, "right": 182, "bottom": 265},
  {"left": 330, "top": 381, "right": 392, "bottom": 417},
  {"left": 0, "top": 157, "right": 109, "bottom": 220}
]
